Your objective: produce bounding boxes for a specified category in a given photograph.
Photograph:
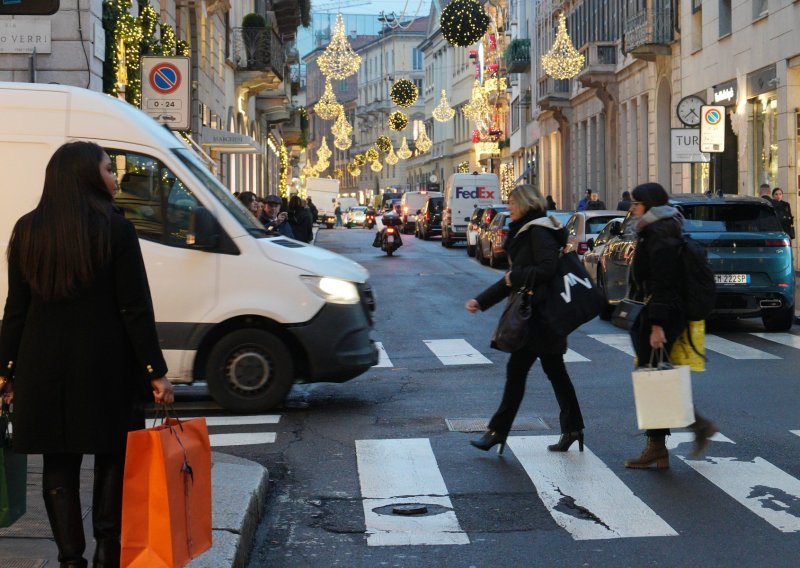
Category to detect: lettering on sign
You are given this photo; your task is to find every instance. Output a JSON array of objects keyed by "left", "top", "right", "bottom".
[
  {"left": 0, "top": 19, "right": 51, "bottom": 53},
  {"left": 714, "top": 87, "right": 735, "bottom": 104},
  {"left": 455, "top": 186, "right": 495, "bottom": 199}
]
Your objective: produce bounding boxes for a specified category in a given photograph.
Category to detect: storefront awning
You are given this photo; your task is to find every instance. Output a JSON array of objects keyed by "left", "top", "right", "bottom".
[{"left": 200, "top": 127, "right": 262, "bottom": 154}]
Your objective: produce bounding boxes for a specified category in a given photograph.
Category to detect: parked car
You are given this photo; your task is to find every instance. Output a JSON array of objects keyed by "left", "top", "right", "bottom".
[
  {"left": 597, "top": 194, "right": 795, "bottom": 331},
  {"left": 416, "top": 196, "right": 444, "bottom": 240},
  {"left": 345, "top": 206, "right": 367, "bottom": 228},
  {"left": 548, "top": 210, "right": 575, "bottom": 226},
  {"left": 475, "top": 204, "right": 509, "bottom": 264},
  {"left": 564, "top": 210, "right": 624, "bottom": 259},
  {"left": 465, "top": 207, "right": 485, "bottom": 256},
  {"left": 401, "top": 191, "right": 441, "bottom": 234},
  {"left": 582, "top": 217, "right": 625, "bottom": 283},
  {"left": 477, "top": 212, "right": 512, "bottom": 268}
]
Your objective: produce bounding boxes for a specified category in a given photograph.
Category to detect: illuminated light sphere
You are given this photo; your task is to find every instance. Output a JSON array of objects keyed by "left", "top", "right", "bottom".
[
  {"left": 365, "top": 147, "right": 379, "bottom": 162},
  {"left": 331, "top": 112, "right": 353, "bottom": 138},
  {"left": 440, "top": 0, "right": 490, "bottom": 48},
  {"left": 317, "top": 13, "right": 362, "bottom": 80},
  {"left": 388, "top": 111, "right": 409, "bottom": 132},
  {"left": 385, "top": 144, "right": 399, "bottom": 165},
  {"left": 376, "top": 135, "right": 392, "bottom": 153},
  {"left": 432, "top": 89, "right": 456, "bottom": 122},
  {"left": 314, "top": 79, "right": 343, "bottom": 121},
  {"left": 347, "top": 162, "right": 361, "bottom": 176},
  {"left": 541, "top": 13, "right": 585, "bottom": 80},
  {"left": 370, "top": 160, "right": 383, "bottom": 172},
  {"left": 333, "top": 134, "right": 352, "bottom": 150},
  {"left": 415, "top": 124, "right": 432, "bottom": 153},
  {"left": 397, "top": 137, "right": 412, "bottom": 160},
  {"left": 390, "top": 79, "right": 418, "bottom": 108},
  {"left": 353, "top": 153, "right": 366, "bottom": 166}
]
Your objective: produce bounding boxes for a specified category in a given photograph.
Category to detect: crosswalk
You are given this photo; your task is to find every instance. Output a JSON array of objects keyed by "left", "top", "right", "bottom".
[{"left": 184, "top": 414, "right": 281, "bottom": 448}]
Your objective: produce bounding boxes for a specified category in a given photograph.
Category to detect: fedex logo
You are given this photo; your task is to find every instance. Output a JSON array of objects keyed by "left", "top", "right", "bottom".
[{"left": 455, "top": 186, "right": 495, "bottom": 199}]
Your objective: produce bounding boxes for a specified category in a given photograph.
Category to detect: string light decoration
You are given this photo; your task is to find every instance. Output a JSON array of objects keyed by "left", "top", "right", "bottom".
[
  {"left": 353, "top": 153, "right": 367, "bottom": 167},
  {"left": 541, "top": 13, "right": 585, "bottom": 80},
  {"left": 415, "top": 124, "right": 432, "bottom": 153},
  {"left": 317, "top": 13, "right": 362, "bottom": 80},
  {"left": 370, "top": 160, "right": 383, "bottom": 172},
  {"left": 390, "top": 79, "right": 418, "bottom": 108},
  {"left": 388, "top": 111, "right": 409, "bottom": 132},
  {"left": 279, "top": 143, "right": 289, "bottom": 198},
  {"left": 365, "top": 147, "right": 379, "bottom": 162},
  {"left": 375, "top": 135, "right": 392, "bottom": 153},
  {"left": 432, "top": 89, "right": 456, "bottom": 122},
  {"left": 347, "top": 162, "right": 361, "bottom": 177},
  {"left": 314, "top": 79, "right": 343, "bottom": 120},
  {"left": 333, "top": 134, "right": 352, "bottom": 150},
  {"left": 301, "top": 162, "right": 315, "bottom": 178},
  {"left": 316, "top": 158, "right": 330, "bottom": 173},
  {"left": 397, "top": 137, "right": 412, "bottom": 160},
  {"left": 333, "top": 168, "right": 344, "bottom": 179},
  {"left": 483, "top": 77, "right": 507, "bottom": 94},
  {"left": 331, "top": 112, "right": 352, "bottom": 138},
  {"left": 463, "top": 80, "right": 491, "bottom": 124},
  {"left": 385, "top": 144, "right": 399, "bottom": 165},
  {"left": 317, "top": 137, "right": 332, "bottom": 162},
  {"left": 440, "top": 0, "right": 490, "bottom": 48},
  {"left": 458, "top": 160, "right": 470, "bottom": 173},
  {"left": 499, "top": 162, "right": 515, "bottom": 201}
]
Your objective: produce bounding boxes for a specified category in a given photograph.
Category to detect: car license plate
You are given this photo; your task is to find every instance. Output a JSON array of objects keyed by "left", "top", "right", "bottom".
[{"left": 714, "top": 273, "right": 750, "bottom": 284}]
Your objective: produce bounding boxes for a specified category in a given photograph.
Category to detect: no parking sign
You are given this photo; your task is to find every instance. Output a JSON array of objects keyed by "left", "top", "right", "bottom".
[
  {"left": 141, "top": 56, "right": 190, "bottom": 130},
  {"left": 699, "top": 105, "right": 725, "bottom": 153}
]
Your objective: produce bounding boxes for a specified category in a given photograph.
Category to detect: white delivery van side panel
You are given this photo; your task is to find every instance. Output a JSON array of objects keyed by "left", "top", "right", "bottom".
[{"left": 442, "top": 173, "right": 500, "bottom": 245}]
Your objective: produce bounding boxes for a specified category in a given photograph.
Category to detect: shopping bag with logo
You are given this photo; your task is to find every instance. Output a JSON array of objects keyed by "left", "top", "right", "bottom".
[
  {"left": 121, "top": 411, "right": 212, "bottom": 567},
  {"left": 670, "top": 320, "right": 706, "bottom": 372},
  {"left": 631, "top": 354, "right": 694, "bottom": 429},
  {"left": 0, "top": 403, "right": 26, "bottom": 528},
  {"left": 538, "top": 251, "right": 605, "bottom": 336}
]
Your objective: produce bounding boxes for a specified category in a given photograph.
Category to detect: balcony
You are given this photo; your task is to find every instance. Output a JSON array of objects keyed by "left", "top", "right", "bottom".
[
  {"left": 272, "top": 0, "right": 304, "bottom": 40},
  {"left": 577, "top": 42, "right": 618, "bottom": 87},
  {"left": 281, "top": 111, "right": 303, "bottom": 146},
  {"left": 504, "top": 38, "right": 531, "bottom": 73},
  {"left": 232, "top": 27, "right": 286, "bottom": 92},
  {"left": 623, "top": 5, "right": 674, "bottom": 61},
  {"left": 536, "top": 77, "right": 570, "bottom": 110}
]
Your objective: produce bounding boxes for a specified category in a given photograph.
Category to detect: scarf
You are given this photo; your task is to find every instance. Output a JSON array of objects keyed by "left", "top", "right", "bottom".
[
  {"left": 634, "top": 205, "right": 680, "bottom": 233},
  {"left": 507, "top": 209, "right": 544, "bottom": 240}
]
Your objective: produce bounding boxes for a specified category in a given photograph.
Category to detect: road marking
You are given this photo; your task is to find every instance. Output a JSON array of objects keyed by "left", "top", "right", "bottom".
[
  {"left": 588, "top": 334, "right": 636, "bottom": 357},
  {"left": 792, "top": 431, "right": 800, "bottom": 438},
  {"left": 667, "top": 433, "right": 800, "bottom": 532},
  {"left": 508, "top": 436, "right": 677, "bottom": 540},
  {"left": 373, "top": 341, "right": 394, "bottom": 367},
  {"left": 184, "top": 415, "right": 280, "bottom": 426},
  {"left": 564, "top": 348, "right": 590, "bottom": 362},
  {"left": 750, "top": 333, "right": 800, "bottom": 350},
  {"left": 208, "top": 432, "right": 277, "bottom": 447},
  {"left": 356, "top": 438, "right": 469, "bottom": 546},
  {"left": 705, "top": 335, "right": 780, "bottom": 360},
  {"left": 423, "top": 339, "right": 492, "bottom": 365}
]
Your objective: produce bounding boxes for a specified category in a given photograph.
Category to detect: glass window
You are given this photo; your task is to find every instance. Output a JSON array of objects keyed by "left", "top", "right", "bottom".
[
  {"left": 587, "top": 216, "right": 620, "bottom": 233},
  {"left": 681, "top": 204, "right": 783, "bottom": 232}
]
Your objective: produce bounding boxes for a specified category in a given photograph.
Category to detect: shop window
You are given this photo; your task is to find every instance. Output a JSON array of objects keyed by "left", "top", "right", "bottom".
[
  {"left": 752, "top": 97, "right": 778, "bottom": 191},
  {"left": 752, "top": 0, "right": 768, "bottom": 19},
  {"left": 719, "top": 0, "right": 731, "bottom": 37}
]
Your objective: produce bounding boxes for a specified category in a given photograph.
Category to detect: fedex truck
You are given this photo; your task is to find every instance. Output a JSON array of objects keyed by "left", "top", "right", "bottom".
[{"left": 441, "top": 173, "right": 500, "bottom": 247}]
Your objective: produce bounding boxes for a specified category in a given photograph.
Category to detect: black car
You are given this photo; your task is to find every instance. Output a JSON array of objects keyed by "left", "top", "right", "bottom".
[
  {"left": 475, "top": 204, "right": 509, "bottom": 264},
  {"left": 416, "top": 196, "right": 444, "bottom": 240}
]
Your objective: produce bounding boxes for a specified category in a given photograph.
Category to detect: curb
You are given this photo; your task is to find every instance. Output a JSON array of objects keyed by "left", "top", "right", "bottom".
[{"left": 188, "top": 453, "right": 269, "bottom": 568}]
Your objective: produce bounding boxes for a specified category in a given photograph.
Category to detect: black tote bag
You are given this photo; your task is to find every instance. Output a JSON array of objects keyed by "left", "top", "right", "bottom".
[{"left": 537, "top": 251, "right": 605, "bottom": 336}]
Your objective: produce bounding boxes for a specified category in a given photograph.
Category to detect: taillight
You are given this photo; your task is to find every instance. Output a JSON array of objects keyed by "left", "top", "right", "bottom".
[
  {"left": 765, "top": 239, "right": 790, "bottom": 247},
  {"left": 497, "top": 229, "right": 508, "bottom": 238},
  {"left": 386, "top": 227, "right": 395, "bottom": 234},
  {"left": 426, "top": 212, "right": 431, "bottom": 220},
  {"left": 403, "top": 206, "right": 408, "bottom": 214},
  {"left": 577, "top": 242, "right": 589, "bottom": 254}
]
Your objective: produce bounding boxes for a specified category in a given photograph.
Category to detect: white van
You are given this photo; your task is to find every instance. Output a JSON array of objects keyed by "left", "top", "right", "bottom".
[
  {"left": 400, "top": 190, "right": 442, "bottom": 234},
  {"left": 442, "top": 173, "right": 500, "bottom": 247},
  {"left": 0, "top": 82, "right": 378, "bottom": 412}
]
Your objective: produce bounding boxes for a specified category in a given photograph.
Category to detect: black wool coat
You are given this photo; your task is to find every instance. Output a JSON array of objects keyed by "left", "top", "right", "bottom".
[
  {"left": 0, "top": 211, "right": 167, "bottom": 455},
  {"left": 475, "top": 212, "right": 569, "bottom": 354}
]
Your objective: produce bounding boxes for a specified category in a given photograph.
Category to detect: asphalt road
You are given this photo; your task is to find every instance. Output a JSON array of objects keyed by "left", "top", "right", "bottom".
[{"left": 176, "top": 226, "right": 800, "bottom": 567}]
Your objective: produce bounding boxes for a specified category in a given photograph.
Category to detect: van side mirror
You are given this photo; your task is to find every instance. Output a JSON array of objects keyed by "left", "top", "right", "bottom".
[{"left": 187, "top": 207, "right": 219, "bottom": 249}]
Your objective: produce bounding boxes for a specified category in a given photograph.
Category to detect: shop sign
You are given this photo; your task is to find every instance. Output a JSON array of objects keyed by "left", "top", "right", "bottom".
[
  {"left": 713, "top": 79, "right": 737, "bottom": 105},
  {"left": 747, "top": 64, "right": 777, "bottom": 97},
  {"left": 0, "top": 19, "right": 51, "bottom": 53},
  {"left": 700, "top": 106, "right": 726, "bottom": 153},
  {"left": 671, "top": 129, "right": 710, "bottom": 163}
]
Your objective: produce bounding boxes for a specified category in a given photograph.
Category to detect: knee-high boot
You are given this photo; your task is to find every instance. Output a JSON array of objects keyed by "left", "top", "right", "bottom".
[
  {"left": 43, "top": 486, "right": 88, "bottom": 568},
  {"left": 92, "top": 455, "right": 124, "bottom": 568}
]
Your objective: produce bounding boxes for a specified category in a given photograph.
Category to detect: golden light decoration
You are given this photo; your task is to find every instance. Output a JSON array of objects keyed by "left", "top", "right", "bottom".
[
  {"left": 375, "top": 135, "right": 392, "bottom": 153},
  {"left": 463, "top": 80, "right": 490, "bottom": 124},
  {"left": 385, "top": 144, "right": 399, "bottom": 165},
  {"left": 388, "top": 111, "right": 409, "bottom": 132},
  {"left": 365, "top": 147, "right": 379, "bottom": 162},
  {"left": 333, "top": 134, "right": 352, "bottom": 150},
  {"left": 474, "top": 141, "right": 500, "bottom": 159},
  {"left": 483, "top": 77, "right": 507, "bottom": 94},
  {"left": 458, "top": 160, "right": 470, "bottom": 173},
  {"left": 415, "top": 123, "right": 432, "bottom": 153},
  {"left": 353, "top": 153, "right": 366, "bottom": 166},
  {"left": 541, "top": 13, "right": 585, "bottom": 80},
  {"left": 347, "top": 162, "right": 361, "bottom": 176},
  {"left": 390, "top": 79, "right": 418, "bottom": 108},
  {"left": 316, "top": 158, "right": 330, "bottom": 173},
  {"left": 317, "top": 137, "right": 332, "bottom": 161},
  {"left": 370, "top": 159, "right": 383, "bottom": 172},
  {"left": 499, "top": 162, "right": 515, "bottom": 201},
  {"left": 314, "top": 79, "right": 343, "bottom": 120},
  {"left": 440, "top": 0, "right": 490, "bottom": 48},
  {"left": 317, "top": 13, "right": 362, "bottom": 80},
  {"left": 301, "top": 162, "right": 315, "bottom": 177},
  {"left": 397, "top": 137, "right": 412, "bottom": 160},
  {"left": 331, "top": 111, "right": 352, "bottom": 138},
  {"left": 432, "top": 89, "right": 456, "bottom": 122}
]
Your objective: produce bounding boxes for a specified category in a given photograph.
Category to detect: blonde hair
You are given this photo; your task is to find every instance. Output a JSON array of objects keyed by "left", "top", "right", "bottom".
[{"left": 509, "top": 184, "right": 546, "bottom": 215}]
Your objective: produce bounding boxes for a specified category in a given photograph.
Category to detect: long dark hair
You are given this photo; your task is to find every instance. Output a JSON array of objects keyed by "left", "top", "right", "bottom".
[{"left": 9, "top": 141, "right": 113, "bottom": 301}]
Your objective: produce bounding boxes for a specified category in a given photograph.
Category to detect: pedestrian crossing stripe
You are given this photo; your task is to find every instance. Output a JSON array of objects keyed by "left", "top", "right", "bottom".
[
  {"left": 183, "top": 414, "right": 281, "bottom": 447},
  {"left": 424, "top": 339, "right": 492, "bottom": 365}
]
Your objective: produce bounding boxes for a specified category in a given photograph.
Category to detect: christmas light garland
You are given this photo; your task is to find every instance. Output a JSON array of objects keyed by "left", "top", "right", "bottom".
[
  {"left": 541, "top": 13, "right": 585, "bottom": 80},
  {"left": 314, "top": 79, "right": 343, "bottom": 121},
  {"left": 385, "top": 144, "right": 399, "bottom": 165},
  {"left": 376, "top": 135, "right": 392, "bottom": 153},
  {"left": 415, "top": 124, "right": 432, "bottom": 153},
  {"left": 432, "top": 89, "right": 455, "bottom": 122},
  {"left": 317, "top": 13, "right": 362, "bottom": 80},
  {"left": 365, "top": 147, "right": 380, "bottom": 162},
  {"left": 390, "top": 79, "right": 418, "bottom": 108},
  {"left": 440, "top": 0, "right": 490, "bottom": 48},
  {"left": 279, "top": 143, "right": 289, "bottom": 197},
  {"left": 388, "top": 111, "right": 409, "bottom": 132},
  {"left": 397, "top": 137, "right": 412, "bottom": 160},
  {"left": 353, "top": 153, "right": 367, "bottom": 167}
]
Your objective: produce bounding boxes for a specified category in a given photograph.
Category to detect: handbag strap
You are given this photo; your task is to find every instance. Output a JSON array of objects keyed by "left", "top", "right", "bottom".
[{"left": 647, "top": 346, "right": 673, "bottom": 368}]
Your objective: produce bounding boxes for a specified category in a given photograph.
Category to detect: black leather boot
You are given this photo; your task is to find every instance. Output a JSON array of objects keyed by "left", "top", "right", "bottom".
[
  {"left": 469, "top": 430, "right": 507, "bottom": 454},
  {"left": 92, "top": 455, "right": 124, "bottom": 568},
  {"left": 43, "top": 486, "right": 88, "bottom": 568}
]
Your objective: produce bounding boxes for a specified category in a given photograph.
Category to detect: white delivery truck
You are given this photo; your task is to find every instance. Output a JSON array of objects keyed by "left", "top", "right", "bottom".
[
  {"left": 400, "top": 190, "right": 442, "bottom": 234},
  {"left": 0, "top": 82, "right": 378, "bottom": 412},
  {"left": 305, "top": 177, "right": 340, "bottom": 228},
  {"left": 441, "top": 172, "right": 500, "bottom": 247}
]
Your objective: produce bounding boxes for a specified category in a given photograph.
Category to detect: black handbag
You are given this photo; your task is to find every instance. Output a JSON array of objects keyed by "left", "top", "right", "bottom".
[
  {"left": 611, "top": 298, "right": 646, "bottom": 330},
  {"left": 537, "top": 251, "right": 605, "bottom": 336},
  {"left": 491, "top": 275, "right": 535, "bottom": 353}
]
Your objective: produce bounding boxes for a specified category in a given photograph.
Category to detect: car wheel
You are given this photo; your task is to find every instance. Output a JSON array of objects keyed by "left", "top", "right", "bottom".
[
  {"left": 467, "top": 242, "right": 476, "bottom": 257},
  {"left": 442, "top": 229, "right": 452, "bottom": 248},
  {"left": 206, "top": 329, "right": 294, "bottom": 412},
  {"left": 597, "top": 270, "right": 615, "bottom": 321},
  {"left": 762, "top": 304, "right": 794, "bottom": 332},
  {"left": 478, "top": 243, "right": 489, "bottom": 265},
  {"left": 423, "top": 228, "right": 430, "bottom": 241}
]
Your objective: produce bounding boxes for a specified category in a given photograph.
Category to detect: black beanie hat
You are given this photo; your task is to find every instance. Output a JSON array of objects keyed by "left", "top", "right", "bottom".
[{"left": 631, "top": 183, "right": 669, "bottom": 210}]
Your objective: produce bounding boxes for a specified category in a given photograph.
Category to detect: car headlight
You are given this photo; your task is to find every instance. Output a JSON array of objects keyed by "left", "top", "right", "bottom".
[{"left": 300, "top": 276, "right": 360, "bottom": 304}]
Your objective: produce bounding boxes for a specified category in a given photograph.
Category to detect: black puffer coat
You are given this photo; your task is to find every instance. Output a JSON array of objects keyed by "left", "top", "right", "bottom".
[{"left": 475, "top": 210, "right": 568, "bottom": 354}]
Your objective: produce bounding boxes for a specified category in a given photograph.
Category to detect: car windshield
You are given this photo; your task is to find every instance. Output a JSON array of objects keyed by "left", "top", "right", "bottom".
[
  {"left": 587, "top": 215, "right": 621, "bottom": 233},
  {"left": 429, "top": 199, "right": 443, "bottom": 214},
  {"left": 681, "top": 204, "right": 783, "bottom": 233}
]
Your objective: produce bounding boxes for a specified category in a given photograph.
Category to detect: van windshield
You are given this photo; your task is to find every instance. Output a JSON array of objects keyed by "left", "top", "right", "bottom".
[{"left": 174, "top": 148, "right": 270, "bottom": 238}]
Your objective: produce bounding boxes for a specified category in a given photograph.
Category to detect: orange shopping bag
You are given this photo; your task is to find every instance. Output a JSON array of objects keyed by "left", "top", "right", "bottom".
[{"left": 121, "top": 415, "right": 212, "bottom": 567}]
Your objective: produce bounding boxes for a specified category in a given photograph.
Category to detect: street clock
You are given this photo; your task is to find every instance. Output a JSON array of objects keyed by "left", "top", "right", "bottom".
[
  {"left": 676, "top": 95, "right": 705, "bottom": 127},
  {"left": 0, "top": 0, "right": 59, "bottom": 15}
]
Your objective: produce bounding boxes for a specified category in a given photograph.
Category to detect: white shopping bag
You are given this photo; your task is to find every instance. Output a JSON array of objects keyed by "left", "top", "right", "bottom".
[{"left": 631, "top": 365, "right": 694, "bottom": 429}]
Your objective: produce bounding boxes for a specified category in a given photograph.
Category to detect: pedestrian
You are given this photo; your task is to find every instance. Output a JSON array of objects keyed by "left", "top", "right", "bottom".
[
  {"left": 624, "top": 182, "right": 717, "bottom": 469},
  {"left": 0, "top": 141, "right": 174, "bottom": 566},
  {"left": 465, "top": 184, "right": 585, "bottom": 455},
  {"left": 586, "top": 191, "right": 606, "bottom": 210},
  {"left": 334, "top": 203, "right": 343, "bottom": 227},
  {"left": 616, "top": 190, "right": 632, "bottom": 211},
  {"left": 306, "top": 196, "right": 319, "bottom": 225},
  {"left": 759, "top": 183, "right": 773, "bottom": 203},
  {"left": 577, "top": 189, "right": 592, "bottom": 211},
  {"left": 771, "top": 187, "right": 794, "bottom": 239},
  {"left": 546, "top": 195, "right": 557, "bottom": 210},
  {"left": 237, "top": 191, "right": 260, "bottom": 216},
  {"left": 259, "top": 194, "right": 295, "bottom": 238},
  {"left": 288, "top": 194, "right": 314, "bottom": 243}
]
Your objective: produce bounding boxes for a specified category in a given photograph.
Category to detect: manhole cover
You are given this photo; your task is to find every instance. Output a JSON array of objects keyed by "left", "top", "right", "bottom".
[
  {"left": 372, "top": 503, "right": 452, "bottom": 517},
  {"left": 445, "top": 417, "right": 549, "bottom": 432}
]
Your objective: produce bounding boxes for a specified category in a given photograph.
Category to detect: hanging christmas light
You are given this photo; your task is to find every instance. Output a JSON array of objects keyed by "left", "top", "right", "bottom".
[
  {"left": 376, "top": 135, "right": 392, "bottom": 153},
  {"left": 397, "top": 137, "right": 412, "bottom": 160},
  {"left": 415, "top": 123, "right": 432, "bottom": 153},
  {"left": 316, "top": 158, "right": 330, "bottom": 173},
  {"left": 483, "top": 77, "right": 507, "bottom": 94},
  {"left": 463, "top": 80, "right": 490, "bottom": 124},
  {"left": 458, "top": 160, "right": 470, "bottom": 173},
  {"left": 541, "top": 13, "right": 585, "bottom": 80},
  {"left": 370, "top": 159, "right": 383, "bottom": 172},
  {"left": 390, "top": 79, "right": 418, "bottom": 108},
  {"left": 440, "top": 0, "right": 490, "bottom": 48},
  {"left": 317, "top": 13, "right": 362, "bottom": 80},
  {"left": 331, "top": 111, "right": 352, "bottom": 138},
  {"left": 347, "top": 162, "right": 361, "bottom": 177},
  {"left": 333, "top": 134, "right": 352, "bottom": 150},
  {"left": 353, "top": 153, "right": 366, "bottom": 166},
  {"left": 432, "top": 89, "right": 456, "bottom": 122},
  {"left": 316, "top": 137, "right": 332, "bottom": 162},
  {"left": 365, "top": 147, "right": 379, "bottom": 162},
  {"left": 301, "top": 161, "right": 315, "bottom": 177},
  {"left": 315, "top": 79, "right": 343, "bottom": 120},
  {"left": 385, "top": 144, "right": 399, "bottom": 165},
  {"left": 388, "top": 111, "right": 409, "bottom": 132}
]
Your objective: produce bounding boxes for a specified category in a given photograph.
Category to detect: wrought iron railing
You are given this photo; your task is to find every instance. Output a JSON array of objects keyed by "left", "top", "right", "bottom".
[
  {"left": 537, "top": 77, "right": 570, "bottom": 101},
  {"left": 623, "top": 6, "right": 674, "bottom": 53},
  {"left": 231, "top": 28, "right": 286, "bottom": 79}
]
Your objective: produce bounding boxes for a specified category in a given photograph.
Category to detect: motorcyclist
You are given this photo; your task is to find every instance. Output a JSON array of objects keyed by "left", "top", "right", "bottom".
[{"left": 373, "top": 202, "right": 403, "bottom": 249}]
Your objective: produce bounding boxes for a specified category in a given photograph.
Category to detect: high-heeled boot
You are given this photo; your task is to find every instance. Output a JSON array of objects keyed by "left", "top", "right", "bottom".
[
  {"left": 43, "top": 486, "right": 88, "bottom": 568},
  {"left": 547, "top": 431, "right": 584, "bottom": 452},
  {"left": 689, "top": 416, "right": 719, "bottom": 458},
  {"left": 92, "top": 456, "right": 124, "bottom": 568},
  {"left": 624, "top": 435, "right": 669, "bottom": 469},
  {"left": 469, "top": 431, "right": 506, "bottom": 454}
]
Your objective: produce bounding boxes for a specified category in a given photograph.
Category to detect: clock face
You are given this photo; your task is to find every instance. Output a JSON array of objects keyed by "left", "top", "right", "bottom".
[{"left": 677, "top": 95, "right": 705, "bottom": 127}]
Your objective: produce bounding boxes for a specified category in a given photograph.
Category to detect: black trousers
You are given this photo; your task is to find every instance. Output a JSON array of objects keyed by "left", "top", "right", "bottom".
[{"left": 488, "top": 350, "right": 584, "bottom": 439}]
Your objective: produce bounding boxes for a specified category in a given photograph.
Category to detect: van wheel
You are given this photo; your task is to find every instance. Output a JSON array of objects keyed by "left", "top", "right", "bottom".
[
  {"left": 206, "top": 329, "right": 294, "bottom": 412},
  {"left": 762, "top": 304, "right": 794, "bottom": 332}
]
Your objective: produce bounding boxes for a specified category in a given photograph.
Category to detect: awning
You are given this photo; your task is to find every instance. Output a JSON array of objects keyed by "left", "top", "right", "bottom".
[{"left": 200, "top": 127, "right": 263, "bottom": 154}]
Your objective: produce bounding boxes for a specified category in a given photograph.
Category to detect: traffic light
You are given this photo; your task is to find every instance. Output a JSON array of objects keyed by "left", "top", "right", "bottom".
[{"left": 0, "top": 0, "right": 59, "bottom": 15}]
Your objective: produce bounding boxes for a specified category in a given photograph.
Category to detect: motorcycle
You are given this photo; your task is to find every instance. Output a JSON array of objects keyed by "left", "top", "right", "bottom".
[
  {"left": 365, "top": 212, "right": 376, "bottom": 229},
  {"left": 381, "top": 225, "right": 402, "bottom": 256}
]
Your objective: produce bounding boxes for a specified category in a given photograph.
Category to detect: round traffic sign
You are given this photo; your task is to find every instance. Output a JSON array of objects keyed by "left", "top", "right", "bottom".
[
  {"left": 149, "top": 63, "right": 182, "bottom": 94},
  {"left": 704, "top": 108, "right": 722, "bottom": 125}
]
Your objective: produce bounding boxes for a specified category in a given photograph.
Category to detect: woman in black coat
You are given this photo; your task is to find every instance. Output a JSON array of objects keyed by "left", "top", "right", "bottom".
[
  {"left": 624, "top": 182, "right": 716, "bottom": 469},
  {"left": 772, "top": 187, "right": 794, "bottom": 239},
  {"left": 0, "top": 141, "right": 173, "bottom": 567},
  {"left": 465, "top": 184, "right": 585, "bottom": 454},
  {"left": 288, "top": 195, "right": 314, "bottom": 243}
]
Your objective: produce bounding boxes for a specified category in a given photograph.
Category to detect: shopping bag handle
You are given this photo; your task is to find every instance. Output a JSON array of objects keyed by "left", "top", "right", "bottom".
[
  {"left": 151, "top": 402, "right": 184, "bottom": 431},
  {"left": 647, "top": 346, "right": 673, "bottom": 369}
]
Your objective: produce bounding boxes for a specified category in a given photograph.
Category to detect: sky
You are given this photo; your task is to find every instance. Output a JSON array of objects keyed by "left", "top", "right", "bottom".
[{"left": 311, "top": 0, "right": 431, "bottom": 16}]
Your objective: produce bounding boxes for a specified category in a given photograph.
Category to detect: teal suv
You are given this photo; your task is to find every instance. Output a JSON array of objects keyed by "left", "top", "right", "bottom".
[{"left": 596, "top": 194, "right": 795, "bottom": 331}]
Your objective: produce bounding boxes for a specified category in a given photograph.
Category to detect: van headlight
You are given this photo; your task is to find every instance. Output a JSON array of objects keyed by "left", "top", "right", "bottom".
[{"left": 300, "top": 276, "right": 360, "bottom": 304}]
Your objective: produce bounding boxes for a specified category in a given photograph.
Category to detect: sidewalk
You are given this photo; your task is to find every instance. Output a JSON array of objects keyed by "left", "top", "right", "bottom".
[{"left": 0, "top": 452, "right": 268, "bottom": 568}]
